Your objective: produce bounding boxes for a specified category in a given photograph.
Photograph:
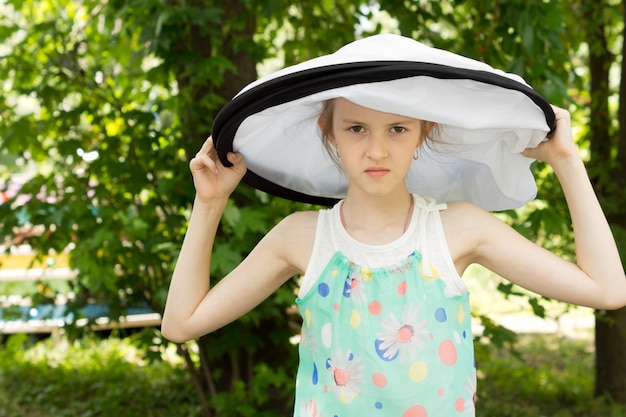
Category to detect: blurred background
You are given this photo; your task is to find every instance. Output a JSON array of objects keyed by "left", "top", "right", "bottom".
[{"left": 1, "top": 0, "right": 625, "bottom": 416}]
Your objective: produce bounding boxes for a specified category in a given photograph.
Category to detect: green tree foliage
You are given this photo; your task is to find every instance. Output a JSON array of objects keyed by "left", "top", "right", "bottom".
[
  {"left": 1, "top": 0, "right": 188, "bottom": 324},
  {"left": 573, "top": 0, "right": 626, "bottom": 402},
  {"left": 0, "top": 0, "right": 365, "bottom": 415},
  {"left": 1, "top": 0, "right": 625, "bottom": 414},
  {"left": 376, "top": 0, "right": 581, "bottom": 315}
]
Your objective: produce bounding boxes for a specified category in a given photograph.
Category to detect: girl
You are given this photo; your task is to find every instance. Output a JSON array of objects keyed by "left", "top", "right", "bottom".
[
  {"left": 162, "top": 98, "right": 626, "bottom": 416},
  {"left": 162, "top": 35, "right": 626, "bottom": 416}
]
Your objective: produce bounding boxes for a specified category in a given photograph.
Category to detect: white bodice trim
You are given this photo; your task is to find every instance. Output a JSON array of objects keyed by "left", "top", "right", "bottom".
[{"left": 299, "top": 194, "right": 467, "bottom": 298}]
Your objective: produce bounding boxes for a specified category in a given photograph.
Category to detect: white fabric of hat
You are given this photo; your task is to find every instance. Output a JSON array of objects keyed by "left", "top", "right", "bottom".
[{"left": 212, "top": 34, "right": 555, "bottom": 211}]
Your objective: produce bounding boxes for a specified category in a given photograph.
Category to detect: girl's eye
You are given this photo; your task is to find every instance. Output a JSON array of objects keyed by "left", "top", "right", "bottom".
[
  {"left": 391, "top": 126, "right": 406, "bottom": 133},
  {"left": 349, "top": 126, "right": 365, "bottom": 133}
]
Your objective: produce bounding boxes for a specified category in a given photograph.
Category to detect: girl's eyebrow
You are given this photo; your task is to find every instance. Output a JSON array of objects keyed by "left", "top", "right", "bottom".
[
  {"left": 388, "top": 118, "right": 414, "bottom": 125},
  {"left": 339, "top": 118, "right": 366, "bottom": 125},
  {"left": 339, "top": 117, "right": 415, "bottom": 125}
]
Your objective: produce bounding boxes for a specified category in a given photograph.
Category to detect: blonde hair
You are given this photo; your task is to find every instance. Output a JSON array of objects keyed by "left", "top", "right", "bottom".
[{"left": 318, "top": 99, "right": 439, "bottom": 166}]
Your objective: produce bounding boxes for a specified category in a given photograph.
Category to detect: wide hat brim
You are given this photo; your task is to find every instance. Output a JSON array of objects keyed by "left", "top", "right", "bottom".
[{"left": 212, "top": 34, "right": 556, "bottom": 211}]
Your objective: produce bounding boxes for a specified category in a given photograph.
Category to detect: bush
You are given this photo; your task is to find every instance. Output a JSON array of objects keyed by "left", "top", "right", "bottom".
[
  {"left": 477, "top": 334, "right": 625, "bottom": 417},
  {"left": 0, "top": 332, "right": 199, "bottom": 417},
  {"left": 0, "top": 332, "right": 624, "bottom": 417}
]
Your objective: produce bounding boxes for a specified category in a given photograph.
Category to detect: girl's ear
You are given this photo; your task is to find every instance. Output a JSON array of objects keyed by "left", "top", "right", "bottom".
[
  {"left": 317, "top": 116, "right": 327, "bottom": 134},
  {"left": 421, "top": 121, "right": 439, "bottom": 144},
  {"left": 426, "top": 121, "right": 437, "bottom": 136},
  {"left": 318, "top": 116, "right": 336, "bottom": 145}
]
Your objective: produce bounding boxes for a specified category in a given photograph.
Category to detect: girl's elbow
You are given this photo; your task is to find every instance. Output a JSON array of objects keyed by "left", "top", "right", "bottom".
[
  {"left": 603, "top": 292, "right": 626, "bottom": 310},
  {"left": 595, "top": 283, "right": 626, "bottom": 310},
  {"left": 161, "top": 319, "right": 194, "bottom": 344}
]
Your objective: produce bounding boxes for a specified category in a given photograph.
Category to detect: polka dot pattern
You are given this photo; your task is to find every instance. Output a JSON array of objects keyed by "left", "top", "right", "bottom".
[
  {"left": 434, "top": 307, "right": 447, "bottom": 322},
  {"left": 408, "top": 361, "right": 428, "bottom": 382},
  {"left": 368, "top": 301, "right": 382, "bottom": 315},
  {"left": 295, "top": 250, "right": 476, "bottom": 416},
  {"left": 438, "top": 340, "right": 457, "bottom": 366},
  {"left": 372, "top": 373, "right": 387, "bottom": 388},
  {"left": 403, "top": 405, "right": 428, "bottom": 417},
  {"left": 318, "top": 283, "right": 330, "bottom": 297}
]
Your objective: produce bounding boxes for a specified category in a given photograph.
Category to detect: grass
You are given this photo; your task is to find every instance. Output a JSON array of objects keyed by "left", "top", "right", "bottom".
[
  {"left": 476, "top": 334, "right": 624, "bottom": 417},
  {"left": 463, "top": 265, "right": 623, "bottom": 416},
  {"left": 0, "top": 265, "right": 620, "bottom": 417},
  {"left": 0, "top": 332, "right": 199, "bottom": 417},
  {"left": 0, "top": 332, "right": 624, "bottom": 417}
]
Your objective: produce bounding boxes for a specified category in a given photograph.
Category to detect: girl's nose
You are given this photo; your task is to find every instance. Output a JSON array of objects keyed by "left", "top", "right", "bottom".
[{"left": 366, "top": 134, "right": 389, "bottom": 161}]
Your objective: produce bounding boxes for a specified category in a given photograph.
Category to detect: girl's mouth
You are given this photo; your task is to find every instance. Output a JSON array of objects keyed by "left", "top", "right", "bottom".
[{"left": 365, "top": 167, "right": 390, "bottom": 178}]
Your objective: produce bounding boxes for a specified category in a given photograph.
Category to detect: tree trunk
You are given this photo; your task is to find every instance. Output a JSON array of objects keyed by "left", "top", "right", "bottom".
[
  {"left": 170, "top": 2, "right": 259, "bottom": 416},
  {"left": 169, "top": 2, "right": 300, "bottom": 415},
  {"left": 176, "top": 0, "right": 258, "bottom": 162},
  {"left": 595, "top": 309, "right": 626, "bottom": 402},
  {"left": 586, "top": 0, "right": 626, "bottom": 403}
]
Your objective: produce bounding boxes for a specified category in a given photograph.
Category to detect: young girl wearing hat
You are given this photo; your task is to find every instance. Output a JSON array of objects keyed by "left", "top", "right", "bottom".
[{"left": 162, "top": 36, "right": 626, "bottom": 417}]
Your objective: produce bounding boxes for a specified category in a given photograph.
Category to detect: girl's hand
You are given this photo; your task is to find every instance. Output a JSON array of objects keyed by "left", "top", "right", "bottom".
[
  {"left": 189, "top": 136, "right": 246, "bottom": 203},
  {"left": 522, "top": 105, "right": 579, "bottom": 166}
]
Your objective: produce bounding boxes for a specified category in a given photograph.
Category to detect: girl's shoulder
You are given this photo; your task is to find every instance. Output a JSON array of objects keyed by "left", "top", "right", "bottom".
[
  {"left": 439, "top": 200, "right": 485, "bottom": 241},
  {"left": 440, "top": 200, "right": 484, "bottom": 226},
  {"left": 440, "top": 200, "right": 504, "bottom": 239},
  {"left": 269, "top": 210, "right": 320, "bottom": 245},
  {"left": 440, "top": 200, "right": 489, "bottom": 221},
  {"left": 439, "top": 200, "right": 495, "bottom": 273},
  {"left": 266, "top": 210, "right": 320, "bottom": 275},
  {"left": 278, "top": 209, "right": 320, "bottom": 231}
]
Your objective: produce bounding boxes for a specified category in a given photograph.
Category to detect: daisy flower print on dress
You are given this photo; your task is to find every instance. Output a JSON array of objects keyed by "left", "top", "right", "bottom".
[
  {"left": 325, "top": 348, "right": 365, "bottom": 403},
  {"left": 455, "top": 370, "right": 478, "bottom": 414},
  {"left": 375, "top": 305, "right": 429, "bottom": 362},
  {"left": 298, "top": 399, "right": 322, "bottom": 417},
  {"left": 342, "top": 267, "right": 369, "bottom": 303}
]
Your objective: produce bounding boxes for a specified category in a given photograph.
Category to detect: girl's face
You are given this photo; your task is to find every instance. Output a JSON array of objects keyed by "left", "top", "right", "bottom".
[{"left": 324, "top": 98, "right": 425, "bottom": 197}]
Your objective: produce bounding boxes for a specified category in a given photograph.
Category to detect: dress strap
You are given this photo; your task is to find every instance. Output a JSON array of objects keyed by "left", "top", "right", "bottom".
[{"left": 412, "top": 195, "right": 447, "bottom": 277}]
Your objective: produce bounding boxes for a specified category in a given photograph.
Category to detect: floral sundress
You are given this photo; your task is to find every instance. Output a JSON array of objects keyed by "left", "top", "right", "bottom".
[{"left": 294, "top": 199, "right": 476, "bottom": 416}]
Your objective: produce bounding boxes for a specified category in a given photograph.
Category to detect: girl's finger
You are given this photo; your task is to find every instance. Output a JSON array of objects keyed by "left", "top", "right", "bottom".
[
  {"left": 197, "top": 135, "right": 214, "bottom": 153},
  {"left": 226, "top": 151, "right": 242, "bottom": 164},
  {"left": 195, "top": 136, "right": 219, "bottom": 162},
  {"left": 190, "top": 153, "right": 219, "bottom": 174}
]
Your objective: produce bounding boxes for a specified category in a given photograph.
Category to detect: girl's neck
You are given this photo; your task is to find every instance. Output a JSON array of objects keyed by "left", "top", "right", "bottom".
[{"left": 340, "top": 191, "right": 414, "bottom": 245}]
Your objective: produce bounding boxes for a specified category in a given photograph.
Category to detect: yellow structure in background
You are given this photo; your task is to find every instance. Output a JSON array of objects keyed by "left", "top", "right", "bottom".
[
  {"left": 0, "top": 251, "right": 76, "bottom": 282},
  {"left": 0, "top": 249, "right": 161, "bottom": 334},
  {"left": 0, "top": 252, "right": 69, "bottom": 269}
]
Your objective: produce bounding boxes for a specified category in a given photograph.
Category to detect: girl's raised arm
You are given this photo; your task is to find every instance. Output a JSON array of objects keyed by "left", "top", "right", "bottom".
[
  {"left": 161, "top": 137, "right": 310, "bottom": 343},
  {"left": 457, "top": 106, "right": 626, "bottom": 309}
]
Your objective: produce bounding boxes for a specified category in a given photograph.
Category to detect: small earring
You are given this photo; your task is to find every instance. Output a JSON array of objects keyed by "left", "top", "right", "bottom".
[
  {"left": 336, "top": 148, "right": 341, "bottom": 158},
  {"left": 413, "top": 148, "right": 419, "bottom": 160}
]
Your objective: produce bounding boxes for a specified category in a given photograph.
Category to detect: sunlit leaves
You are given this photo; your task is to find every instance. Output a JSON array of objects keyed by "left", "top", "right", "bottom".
[
  {"left": 5, "top": 0, "right": 623, "bottom": 412},
  {"left": 0, "top": 0, "right": 186, "bottom": 322},
  {"left": 377, "top": 0, "right": 573, "bottom": 103}
]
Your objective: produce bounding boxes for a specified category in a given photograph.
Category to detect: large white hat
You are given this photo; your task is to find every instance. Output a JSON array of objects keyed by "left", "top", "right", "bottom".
[{"left": 212, "top": 34, "right": 555, "bottom": 211}]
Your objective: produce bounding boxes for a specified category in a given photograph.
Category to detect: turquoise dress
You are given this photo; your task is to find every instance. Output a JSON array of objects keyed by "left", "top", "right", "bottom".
[{"left": 294, "top": 196, "right": 476, "bottom": 416}]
